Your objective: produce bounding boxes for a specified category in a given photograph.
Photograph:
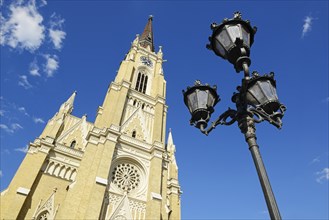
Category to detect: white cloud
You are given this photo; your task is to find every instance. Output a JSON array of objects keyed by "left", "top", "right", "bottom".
[
  {"left": 0, "top": 110, "right": 4, "bottom": 116},
  {"left": 40, "top": 0, "right": 47, "bottom": 7},
  {"left": 0, "top": 13, "right": 7, "bottom": 45},
  {"left": 29, "top": 58, "right": 41, "bottom": 76},
  {"left": 18, "top": 106, "right": 25, "bottom": 112},
  {"left": 33, "top": 117, "right": 45, "bottom": 124},
  {"left": 1, "top": 0, "right": 45, "bottom": 52},
  {"left": 0, "top": 170, "right": 2, "bottom": 178},
  {"left": 18, "top": 75, "right": 32, "bottom": 89},
  {"left": 18, "top": 106, "right": 29, "bottom": 116},
  {"left": 316, "top": 168, "right": 329, "bottom": 183},
  {"left": 11, "top": 123, "right": 23, "bottom": 130},
  {"left": 49, "top": 29, "right": 66, "bottom": 50},
  {"left": 0, "top": 124, "right": 13, "bottom": 133},
  {"left": 48, "top": 13, "right": 66, "bottom": 50},
  {"left": 0, "top": 123, "right": 23, "bottom": 133},
  {"left": 302, "top": 16, "right": 313, "bottom": 38},
  {"left": 322, "top": 97, "right": 329, "bottom": 103},
  {"left": 1, "top": 1, "right": 66, "bottom": 82},
  {"left": 310, "top": 157, "right": 320, "bottom": 164},
  {"left": 15, "top": 145, "right": 29, "bottom": 153},
  {"left": 43, "top": 54, "right": 59, "bottom": 77}
]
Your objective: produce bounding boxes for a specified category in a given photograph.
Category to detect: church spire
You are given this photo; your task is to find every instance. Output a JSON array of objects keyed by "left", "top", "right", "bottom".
[
  {"left": 139, "top": 15, "right": 154, "bottom": 52},
  {"left": 59, "top": 91, "right": 76, "bottom": 114}
]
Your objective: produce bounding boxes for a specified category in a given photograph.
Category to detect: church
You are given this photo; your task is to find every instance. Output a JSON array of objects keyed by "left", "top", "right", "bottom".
[{"left": 0, "top": 16, "right": 181, "bottom": 220}]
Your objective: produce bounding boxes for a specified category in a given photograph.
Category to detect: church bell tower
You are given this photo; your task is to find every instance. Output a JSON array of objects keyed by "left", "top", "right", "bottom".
[{"left": 0, "top": 16, "right": 181, "bottom": 220}]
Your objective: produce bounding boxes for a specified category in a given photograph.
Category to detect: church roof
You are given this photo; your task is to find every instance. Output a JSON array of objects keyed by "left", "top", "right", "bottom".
[{"left": 139, "top": 15, "right": 154, "bottom": 52}]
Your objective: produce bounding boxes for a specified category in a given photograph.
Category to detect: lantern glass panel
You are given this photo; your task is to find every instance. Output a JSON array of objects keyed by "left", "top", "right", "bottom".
[
  {"left": 187, "top": 92, "right": 198, "bottom": 113},
  {"left": 226, "top": 25, "right": 241, "bottom": 43},
  {"left": 214, "top": 38, "right": 226, "bottom": 57},
  {"left": 247, "top": 82, "right": 266, "bottom": 105},
  {"left": 217, "top": 29, "right": 232, "bottom": 50},
  {"left": 260, "top": 80, "right": 278, "bottom": 101},
  {"left": 241, "top": 26, "right": 250, "bottom": 46},
  {"left": 207, "top": 92, "right": 215, "bottom": 108},
  {"left": 196, "top": 90, "right": 208, "bottom": 109}
]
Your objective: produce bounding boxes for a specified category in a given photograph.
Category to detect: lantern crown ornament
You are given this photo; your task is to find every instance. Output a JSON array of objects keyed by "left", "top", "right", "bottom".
[{"left": 207, "top": 11, "right": 257, "bottom": 73}]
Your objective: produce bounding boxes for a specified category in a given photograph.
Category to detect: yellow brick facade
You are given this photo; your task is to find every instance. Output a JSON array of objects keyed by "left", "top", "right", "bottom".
[{"left": 0, "top": 17, "right": 181, "bottom": 220}]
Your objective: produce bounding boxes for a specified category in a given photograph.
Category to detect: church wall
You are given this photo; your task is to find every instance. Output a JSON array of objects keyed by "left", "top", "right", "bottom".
[{"left": 19, "top": 173, "right": 70, "bottom": 219}]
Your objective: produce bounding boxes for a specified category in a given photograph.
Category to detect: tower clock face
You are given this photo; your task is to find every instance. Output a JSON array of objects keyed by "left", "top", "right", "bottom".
[{"left": 140, "top": 56, "right": 153, "bottom": 67}]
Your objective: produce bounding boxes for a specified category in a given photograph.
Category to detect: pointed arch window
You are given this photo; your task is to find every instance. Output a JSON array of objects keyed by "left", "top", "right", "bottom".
[
  {"left": 36, "top": 211, "right": 50, "bottom": 220},
  {"left": 135, "top": 72, "right": 148, "bottom": 94},
  {"left": 70, "top": 140, "right": 76, "bottom": 149}
]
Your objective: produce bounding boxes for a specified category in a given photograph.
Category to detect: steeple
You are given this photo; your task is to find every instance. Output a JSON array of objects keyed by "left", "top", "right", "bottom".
[
  {"left": 167, "top": 129, "right": 177, "bottom": 168},
  {"left": 59, "top": 91, "right": 76, "bottom": 114},
  {"left": 39, "top": 91, "right": 77, "bottom": 139},
  {"left": 139, "top": 15, "right": 154, "bottom": 52}
]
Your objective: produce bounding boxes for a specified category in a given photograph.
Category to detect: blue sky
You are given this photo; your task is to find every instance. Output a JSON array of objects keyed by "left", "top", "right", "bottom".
[{"left": 0, "top": 0, "right": 328, "bottom": 219}]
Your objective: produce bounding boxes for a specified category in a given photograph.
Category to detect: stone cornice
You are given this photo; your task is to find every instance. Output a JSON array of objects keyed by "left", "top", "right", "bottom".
[
  {"left": 28, "top": 137, "right": 54, "bottom": 155},
  {"left": 119, "top": 134, "right": 153, "bottom": 150},
  {"left": 87, "top": 125, "right": 120, "bottom": 145},
  {"left": 150, "top": 141, "right": 165, "bottom": 159},
  {"left": 136, "top": 47, "right": 158, "bottom": 59},
  {"left": 54, "top": 143, "right": 84, "bottom": 159},
  {"left": 110, "top": 81, "right": 131, "bottom": 92},
  {"left": 128, "top": 89, "right": 166, "bottom": 106}
]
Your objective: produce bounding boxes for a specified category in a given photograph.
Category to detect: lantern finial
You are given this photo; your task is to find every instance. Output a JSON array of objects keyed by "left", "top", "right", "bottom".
[{"left": 234, "top": 11, "right": 242, "bottom": 19}]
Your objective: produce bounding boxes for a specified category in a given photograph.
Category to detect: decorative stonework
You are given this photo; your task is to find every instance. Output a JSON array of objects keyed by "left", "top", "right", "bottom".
[
  {"left": 120, "top": 135, "right": 152, "bottom": 150},
  {"left": 103, "top": 193, "right": 146, "bottom": 220},
  {"left": 55, "top": 115, "right": 93, "bottom": 151},
  {"left": 111, "top": 163, "right": 141, "bottom": 192},
  {"left": 109, "top": 158, "right": 147, "bottom": 201},
  {"left": 43, "top": 159, "right": 77, "bottom": 181},
  {"left": 55, "top": 143, "right": 83, "bottom": 158},
  {"left": 36, "top": 211, "right": 49, "bottom": 220},
  {"left": 121, "top": 101, "right": 155, "bottom": 143},
  {"left": 32, "top": 189, "right": 59, "bottom": 220}
]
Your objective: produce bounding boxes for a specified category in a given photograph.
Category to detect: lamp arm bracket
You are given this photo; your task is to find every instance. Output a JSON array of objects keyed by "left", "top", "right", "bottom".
[
  {"left": 247, "top": 105, "right": 286, "bottom": 129},
  {"left": 200, "top": 108, "right": 237, "bottom": 135}
]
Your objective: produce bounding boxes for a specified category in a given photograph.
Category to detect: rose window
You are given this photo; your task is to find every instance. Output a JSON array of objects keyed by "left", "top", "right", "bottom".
[{"left": 111, "top": 163, "right": 140, "bottom": 192}]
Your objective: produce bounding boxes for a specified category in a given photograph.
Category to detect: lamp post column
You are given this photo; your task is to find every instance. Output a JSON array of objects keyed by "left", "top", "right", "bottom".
[{"left": 238, "top": 114, "right": 282, "bottom": 220}]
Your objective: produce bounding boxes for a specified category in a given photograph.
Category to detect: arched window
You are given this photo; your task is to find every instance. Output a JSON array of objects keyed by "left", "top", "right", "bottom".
[
  {"left": 135, "top": 73, "right": 141, "bottom": 91},
  {"left": 135, "top": 72, "right": 148, "bottom": 94},
  {"left": 143, "top": 76, "right": 148, "bottom": 93},
  {"left": 36, "top": 211, "right": 50, "bottom": 220},
  {"left": 132, "top": 130, "right": 136, "bottom": 138},
  {"left": 70, "top": 140, "right": 76, "bottom": 149}
]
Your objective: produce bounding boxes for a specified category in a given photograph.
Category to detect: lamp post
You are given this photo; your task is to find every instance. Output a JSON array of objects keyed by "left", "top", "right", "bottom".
[{"left": 183, "top": 12, "right": 286, "bottom": 220}]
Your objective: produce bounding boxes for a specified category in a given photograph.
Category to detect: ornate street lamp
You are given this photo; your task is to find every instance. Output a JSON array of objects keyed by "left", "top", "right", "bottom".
[
  {"left": 207, "top": 11, "right": 257, "bottom": 73},
  {"left": 183, "top": 12, "right": 286, "bottom": 220},
  {"left": 183, "top": 80, "right": 220, "bottom": 129}
]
